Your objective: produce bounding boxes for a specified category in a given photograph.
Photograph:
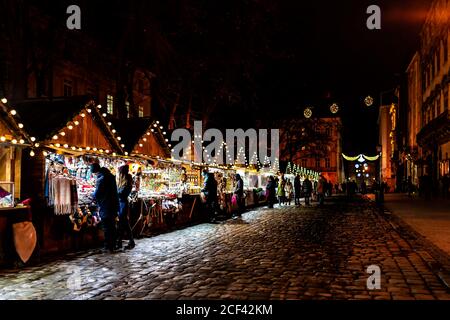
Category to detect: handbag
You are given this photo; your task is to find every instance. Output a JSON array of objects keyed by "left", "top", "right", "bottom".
[{"left": 231, "top": 194, "right": 238, "bottom": 206}]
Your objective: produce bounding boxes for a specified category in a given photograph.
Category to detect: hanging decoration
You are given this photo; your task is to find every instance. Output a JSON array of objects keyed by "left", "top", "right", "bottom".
[
  {"left": 364, "top": 96, "right": 374, "bottom": 107},
  {"left": 342, "top": 153, "right": 380, "bottom": 162},
  {"left": 303, "top": 107, "right": 313, "bottom": 118},
  {"left": 330, "top": 103, "right": 339, "bottom": 114}
]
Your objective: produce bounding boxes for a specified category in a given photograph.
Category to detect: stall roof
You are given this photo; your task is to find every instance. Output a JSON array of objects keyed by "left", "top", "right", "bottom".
[
  {"left": 111, "top": 117, "right": 170, "bottom": 158},
  {"left": 0, "top": 100, "right": 29, "bottom": 145},
  {"left": 9, "top": 96, "right": 123, "bottom": 153},
  {"left": 9, "top": 96, "right": 94, "bottom": 141}
]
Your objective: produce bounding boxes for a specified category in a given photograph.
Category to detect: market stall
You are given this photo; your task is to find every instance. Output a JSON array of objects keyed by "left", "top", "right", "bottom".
[
  {"left": 7, "top": 96, "right": 125, "bottom": 255},
  {"left": 0, "top": 99, "right": 34, "bottom": 266},
  {"left": 234, "top": 167, "right": 267, "bottom": 208},
  {"left": 111, "top": 118, "right": 204, "bottom": 235}
]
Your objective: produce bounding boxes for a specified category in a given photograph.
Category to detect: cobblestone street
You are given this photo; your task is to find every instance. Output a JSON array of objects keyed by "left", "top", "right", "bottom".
[{"left": 1, "top": 196, "right": 450, "bottom": 300}]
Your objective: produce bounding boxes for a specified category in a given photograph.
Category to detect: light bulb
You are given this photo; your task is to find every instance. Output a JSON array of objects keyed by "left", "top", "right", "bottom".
[
  {"left": 29, "top": 150, "right": 35, "bottom": 157},
  {"left": 30, "top": 137, "right": 36, "bottom": 142},
  {"left": 1, "top": 98, "right": 7, "bottom": 104},
  {"left": 18, "top": 123, "right": 24, "bottom": 128},
  {"left": 0, "top": 136, "right": 5, "bottom": 142},
  {"left": 10, "top": 110, "right": 17, "bottom": 115}
]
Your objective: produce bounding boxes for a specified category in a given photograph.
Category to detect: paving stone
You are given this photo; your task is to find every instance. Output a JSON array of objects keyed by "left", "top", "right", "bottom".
[{"left": 1, "top": 197, "right": 449, "bottom": 300}]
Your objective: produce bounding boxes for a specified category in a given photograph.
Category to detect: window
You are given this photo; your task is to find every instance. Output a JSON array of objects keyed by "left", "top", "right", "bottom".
[
  {"left": 315, "top": 158, "right": 320, "bottom": 168},
  {"left": 138, "top": 105, "right": 144, "bottom": 117},
  {"left": 125, "top": 101, "right": 130, "bottom": 118},
  {"left": 325, "top": 158, "right": 330, "bottom": 168},
  {"left": 107, "top": 94, "right": 114, "bottom": 114},
  {"left": 301, "top": 159, "right": 307, "bottom": 168},
  {"left": 63, "top": 79, "right": 73, "bottom": 97}
]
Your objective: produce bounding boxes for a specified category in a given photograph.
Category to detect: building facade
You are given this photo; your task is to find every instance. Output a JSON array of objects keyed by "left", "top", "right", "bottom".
[
  {"left": 279, "top": 117, "right": 343, "bottom": 185},
  {"left": 1, "top": 5, "right": 153, "bottom": 120},
  {"left": 378, "top": 102, "right": 397, "bottom": 191},
  {"left": 405, "top": 53, "right": 423, "bottom": 187},
  {"left": 405, "top": 0, "right": 450, "bottom": 193}
]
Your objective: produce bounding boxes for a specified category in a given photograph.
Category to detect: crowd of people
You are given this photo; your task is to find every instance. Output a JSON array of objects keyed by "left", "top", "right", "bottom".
[{"left": 266, "top": 174, "right": 331, "bottom": 208}]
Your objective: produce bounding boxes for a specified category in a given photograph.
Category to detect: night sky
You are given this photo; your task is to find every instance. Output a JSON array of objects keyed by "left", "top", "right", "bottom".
[{"left": 34, "top": 0, "right": 431, "bottom": 155}]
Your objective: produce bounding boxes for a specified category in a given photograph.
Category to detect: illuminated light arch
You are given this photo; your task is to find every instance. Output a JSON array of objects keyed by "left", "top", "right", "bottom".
[{"left": 342, "top": 153, "right": 380, "bottom": 162}]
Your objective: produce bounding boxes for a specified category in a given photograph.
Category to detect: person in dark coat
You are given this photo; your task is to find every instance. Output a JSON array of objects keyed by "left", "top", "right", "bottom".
[
  {"left": 91, "top": 163, "right": 119, "bottom": 253},
  {"left": 266, "top": 176, "right": 276, "bottom": 208},
  {"left": 233, "top": 173, "right": 245, "bottom": 218},
  {"left": 302, "top": 176, "right": 312, "bottom": 205},
  {"left": 117, "top": 165, "right": 135, "bottom": 250},
  {"left": 294, "top": 174, "right": 302, "bottom": 206},
  {"left": 201, "top": 170, "right": 218, "bottom": 222}
]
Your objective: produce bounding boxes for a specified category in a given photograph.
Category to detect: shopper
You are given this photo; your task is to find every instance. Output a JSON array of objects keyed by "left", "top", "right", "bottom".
[
  {"left": 266, "top": 176, "right": 277, "bottom": 208},
  {"left": 277, "top": 178, "right": 286, "bottom": 207},
  {"left": 285, "top": 179, "right": 293, "bottom": 205},
  {"left": 117, "top": 165, "right": 135, "bottom": 250},
  {"left": 233, "top": 173, "right": 245, "bottom": 218},
  {"left": 302, "top": 176, "right": 312, "bottom": 205},
  {"left": 91, "top": 163, "right": 119, "bottom": 253},
  {"left": 317, "top": 174, "right": 326, "bottom": 206},
  {"left": 201, "top": 170, "right": 218, "bottom": 223},
  {"left": 294, "top": 174, "right": 302, "bottom": 206}
]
